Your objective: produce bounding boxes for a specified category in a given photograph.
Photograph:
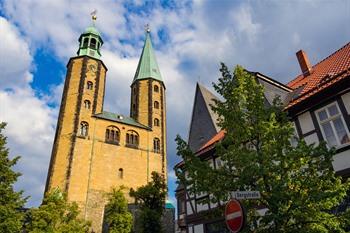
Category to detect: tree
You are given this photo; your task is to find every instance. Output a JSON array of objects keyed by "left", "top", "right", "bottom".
[
  {"left": 130, "top": 172, "right": 167, "bottom": 233},
  {"left": 0, "top": 122, "right": 26, "bottom": 233},
  {"left": 26, "top": 188, "right": 90, "bottom": 233},
  {"left": 104, "top": 187, "right": 133, "bottom": 233},
  {"left": 175, "top": 64, "right": 350, "bottom": 233}
]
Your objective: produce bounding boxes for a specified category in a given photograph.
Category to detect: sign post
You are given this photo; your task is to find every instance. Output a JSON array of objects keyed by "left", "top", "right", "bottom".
[{"left": 225, "top": 199, "right": 245, "bottom": 233}]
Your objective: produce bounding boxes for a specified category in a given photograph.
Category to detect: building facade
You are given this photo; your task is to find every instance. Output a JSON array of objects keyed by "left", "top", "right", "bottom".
[
  {"left": 175, "top": 42, "right": 350, "bottom": 233},
  {"left": 45, "top": 24, "right": 168, "bottom": 232}
]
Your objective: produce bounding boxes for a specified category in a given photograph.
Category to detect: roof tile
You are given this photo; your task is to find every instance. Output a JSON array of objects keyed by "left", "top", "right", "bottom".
[{"left": 287, "top": 42, "right": 350, "bottom": 108}]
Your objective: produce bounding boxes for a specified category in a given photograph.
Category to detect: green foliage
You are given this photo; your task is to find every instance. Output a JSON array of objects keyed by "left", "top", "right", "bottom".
[
  {"left": 0, "top": 122, "right": 26, "bottom": 233},
  {"left": 26, "top": 188, "right": 90, "bottom": 233},
  {"left": 175, "top": 64, "right": 350, "bottom": 233},
  {"left": 130, "top": 172, "right": 167, "bottom": 233},
  {"left": 104, "top": 187, "right": 133, "bottom": 233}
]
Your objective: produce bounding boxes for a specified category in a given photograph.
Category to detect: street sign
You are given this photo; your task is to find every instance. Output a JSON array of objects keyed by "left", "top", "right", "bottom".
[
  {"left": 225, "top": 199, "right": 245, "bottom": 233},
  {"left": 232, "top": 191, "right": 261, "bottom": 200}
]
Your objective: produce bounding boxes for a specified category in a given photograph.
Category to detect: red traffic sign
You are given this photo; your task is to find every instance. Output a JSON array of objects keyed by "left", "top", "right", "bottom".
[{"left": 225, "top": 199, "right": 245, "bottom": 233}]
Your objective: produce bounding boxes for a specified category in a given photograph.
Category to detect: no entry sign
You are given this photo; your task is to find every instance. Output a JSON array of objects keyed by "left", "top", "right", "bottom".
[{"left": 225, "top": 199, "right": 245, "bottom": 233}]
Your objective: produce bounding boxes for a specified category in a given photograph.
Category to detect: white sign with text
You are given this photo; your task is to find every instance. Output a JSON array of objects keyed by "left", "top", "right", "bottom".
[{"left": 232, "top": 191, "right": 261, "bottom": 200}]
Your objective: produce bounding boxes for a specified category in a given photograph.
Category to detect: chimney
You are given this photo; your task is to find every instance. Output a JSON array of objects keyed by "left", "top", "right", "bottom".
[{"left": 296, "top": 50, "right": 312, "bottom": 76}]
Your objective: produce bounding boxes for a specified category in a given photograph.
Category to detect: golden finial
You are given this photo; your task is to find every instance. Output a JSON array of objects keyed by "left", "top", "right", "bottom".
[
  {"left": 145, "top": 23, "right": 151, "bottom": 33},
  {"left": 91, "top": 10, "right": 97, "bottom": 24}
]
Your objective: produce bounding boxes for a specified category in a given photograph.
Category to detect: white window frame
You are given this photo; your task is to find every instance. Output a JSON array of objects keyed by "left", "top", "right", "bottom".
[{"left": 315, "top": 102, "right": 350, "bottom": 148}]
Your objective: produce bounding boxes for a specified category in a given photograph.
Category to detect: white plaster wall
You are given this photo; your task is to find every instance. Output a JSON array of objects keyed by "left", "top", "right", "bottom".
[
  {"left": 194, "top": 224, "right": 204, "bottom": 233},
  {"left": 332, "top": 149, "right": 350, "bottom": 172},
  {"left": 298, "top": 111, "right": 315, "bottom": 134},
  {"left": 304, "top": 133, "right": 319, "bottom": 146},
  {"left": 196, "top": 202, "right": 209, "bottom": 212},
  {"left": 186, "top": 201, "right": 194, "bottom": 215},
  {"left": 341, "top": 92, "right": 350, "bottom": 114}
]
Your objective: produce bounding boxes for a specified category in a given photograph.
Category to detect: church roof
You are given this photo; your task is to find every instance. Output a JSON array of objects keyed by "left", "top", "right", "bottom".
[
  {"left": 84, "top": 26, "right": 101, "bottom": 37},
  {"left": 133, "top": 31, "right": 163, "bottom": 83},
  {"left": 94, "top": 111, "right": 151, "bottom": 130}
]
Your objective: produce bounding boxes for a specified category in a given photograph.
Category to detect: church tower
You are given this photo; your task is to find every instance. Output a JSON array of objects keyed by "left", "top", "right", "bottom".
[
  {"left": 45, "top": 20, "right": 168, "bottom": 232},
  {"left": 45, "top": 24, "right": 107, "bottom": 193},
  {"left": 130, "top": 28, "right": 167, "bottom": 177}
]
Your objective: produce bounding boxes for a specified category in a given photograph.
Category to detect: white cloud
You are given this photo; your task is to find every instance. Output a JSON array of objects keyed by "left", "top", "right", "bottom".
[
  {"left": 232, "top": 4, "right": 261, "bottom": 44},
  {"left": 0, "top": 16, "right": 57, "bottom": 206},
  {"left": 0, "top": 17, "right": 32, "bottom": 88}
]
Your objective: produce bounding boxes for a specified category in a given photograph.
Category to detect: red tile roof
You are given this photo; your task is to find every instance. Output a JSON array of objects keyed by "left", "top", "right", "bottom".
[
  {"left": 197, "top": 130, "right": 225, "bottom": 153},
  {"left": 286, "top": 42, "right": 350, "bottom": 109}
]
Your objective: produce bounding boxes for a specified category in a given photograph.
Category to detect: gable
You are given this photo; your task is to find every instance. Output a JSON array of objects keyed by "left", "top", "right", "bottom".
[{"left": 188, "top": 84, "right": 220, "bottom": 152}]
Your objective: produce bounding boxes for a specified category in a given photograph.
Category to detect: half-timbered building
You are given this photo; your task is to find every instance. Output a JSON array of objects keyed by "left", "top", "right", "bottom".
[{"left": 175, "top": 42, "right": 350, "bottom": 233}]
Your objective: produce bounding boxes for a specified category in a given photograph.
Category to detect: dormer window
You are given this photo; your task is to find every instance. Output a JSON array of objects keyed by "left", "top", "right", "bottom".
[{"left": 87, "top": 81, "right": 93, "bottom": 90}]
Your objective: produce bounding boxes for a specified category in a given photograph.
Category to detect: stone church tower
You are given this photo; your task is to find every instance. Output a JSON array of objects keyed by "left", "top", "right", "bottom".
[{"left": 45, "top": 24, "right": 167, "bottom": 232}]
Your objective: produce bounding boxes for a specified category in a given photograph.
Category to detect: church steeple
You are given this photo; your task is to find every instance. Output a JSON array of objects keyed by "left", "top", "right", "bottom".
[
  {"left": 77, "top": 24, "right": 103, "bottom": 59},
  {"left": 133, "top": 30, "right": 163, "bottom": 83}
]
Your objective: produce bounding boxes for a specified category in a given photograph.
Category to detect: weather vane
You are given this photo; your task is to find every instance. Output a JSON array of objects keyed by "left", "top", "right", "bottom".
[
  {"left": 145, "top": 23, "right": 151, "bottom": 33},
  {"left": 91, "top": 10, "right": 97, "bottom": 25}
]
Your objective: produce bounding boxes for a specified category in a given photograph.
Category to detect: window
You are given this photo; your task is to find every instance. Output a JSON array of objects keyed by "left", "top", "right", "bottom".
[
  {"left": 178, "top": 198, "right": 185, "bottom": 214},
  {"left": 90, "top": 38, "right": 97, "bottom": 49},
  {"left": 84, "top": 100, "right": 91, "bottom": 109},
  {"left": 316, "top": 103, "right": 350, "bottom": 147},
  {"left": 80, "top": 122, "right": 89, "bottom": 137},
  {"left": 87, "top": 81, "right": 93, "bottom": 90},
  {"left": 105, "top": 126, "right": 120, "bottom": 144},
  {"left": 83, "top": 37, "right": 89, "bottom": 47},
  {"left": 153, "top": 138, "right": 160, "bottom": 153},
  {"left": 126, "top": 130, "right": 139, "bottom": 147},
  {"left": 154, "top": 85, "right": 159, "bottom": 92},
  {"left": 118, "top": 168, "right": 123, "bottom": 179},
  {"left": 154, "top": 101, "right": 159, "bottom": 109},
  {"left": 154, "top": 118, "right": 160, "bottom": 127}
]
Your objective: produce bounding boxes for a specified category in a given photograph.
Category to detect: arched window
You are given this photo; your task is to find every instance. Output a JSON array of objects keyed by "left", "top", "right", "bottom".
[
  {"left": 90, "top": 38, "right": 97, "bottom": 49},
  {"left": 153, "top": 138, "right": 160, "bottom": 153},
  {"left": 87, "top": 81, "right": 93, "bottom": 90},
  {"left": 105, "top": 126, "right": 120, "bottom": 144},
  {"left": 80, "top": 122, "right": 89, "bottom": 137},
  {"left": 83, "top": 37, "right": 89, "bottom": 47},
  {"left": 118, "top": 168, "right": 123, "bottom": 179},
  {"left": 154, "top": 101, "right": 159, "bottom": 109},
  {"left": 154, "top": 118, "right": 160, "bottom": 127},
  {"left": 84, "top": 100, "right": 91, "bottom": 109},
  {"left": 126, "top": 130, "right": 139, "bottom": 148},
  {"left": 154, "top": 85, "right": 159, "bottom": 93}
]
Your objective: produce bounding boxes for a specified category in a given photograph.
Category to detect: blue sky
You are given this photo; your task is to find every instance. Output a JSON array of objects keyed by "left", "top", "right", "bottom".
[{"left": 0, "top": 0, "right": 349, "bottom": 209}]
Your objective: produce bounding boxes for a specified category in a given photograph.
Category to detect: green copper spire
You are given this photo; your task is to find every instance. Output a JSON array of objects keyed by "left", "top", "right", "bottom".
[
  {"left": 77, "top": 14, "right": 103, "bottom": 60},
  {"left": 133, "top": 30, "right": 163, "bottom": 83}
]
